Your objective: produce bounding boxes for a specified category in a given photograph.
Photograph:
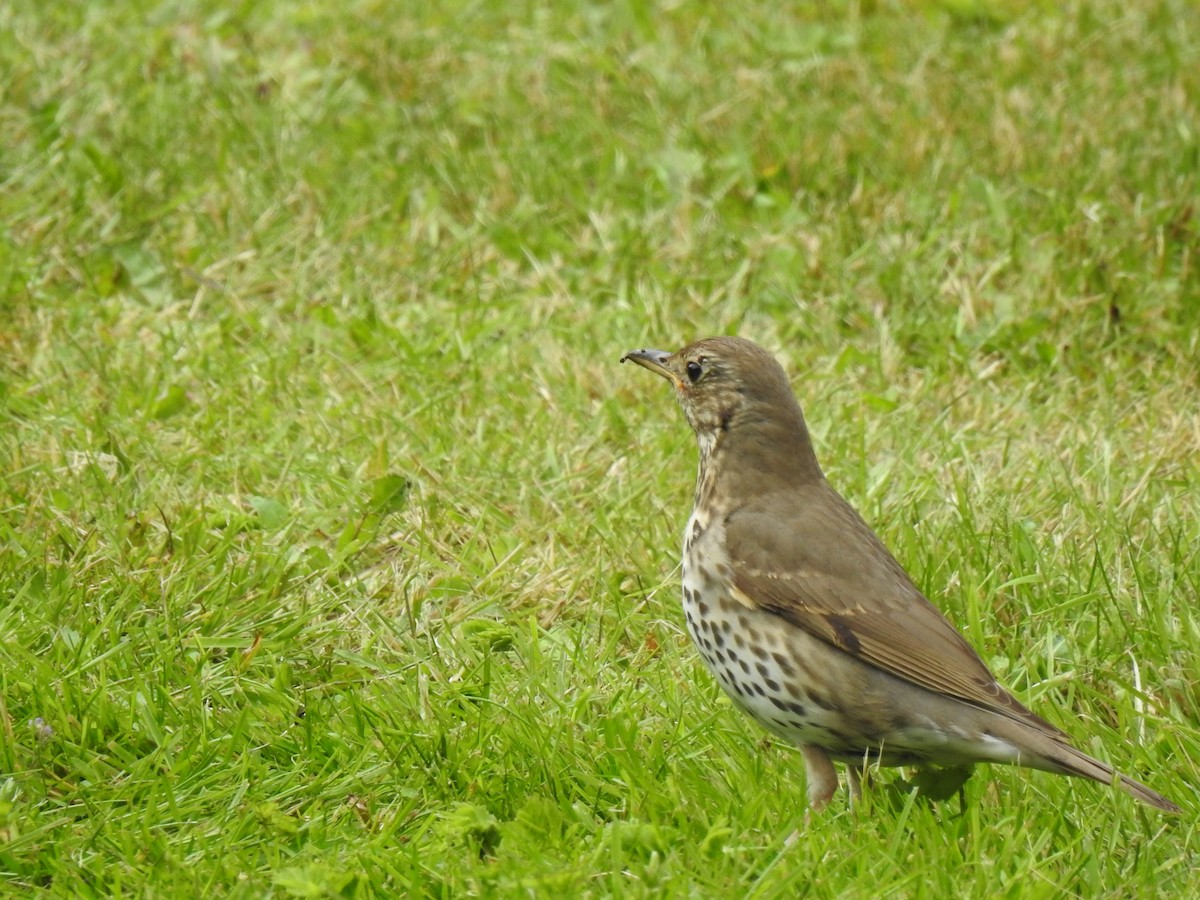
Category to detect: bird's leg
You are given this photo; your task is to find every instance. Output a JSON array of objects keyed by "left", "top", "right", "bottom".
[{"left": 801, "top": 744, "right": 838, "bottom": 810}]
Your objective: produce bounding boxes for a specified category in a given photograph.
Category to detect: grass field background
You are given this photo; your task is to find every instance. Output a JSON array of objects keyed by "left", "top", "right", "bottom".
[{"left": 2, "top": 0, "right": 1198, "bottom": 895}]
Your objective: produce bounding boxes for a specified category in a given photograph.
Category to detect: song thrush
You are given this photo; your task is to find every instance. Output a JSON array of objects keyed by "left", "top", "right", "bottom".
[{"left": 621, "top": 336, "right": 1178, "bottom": 812}]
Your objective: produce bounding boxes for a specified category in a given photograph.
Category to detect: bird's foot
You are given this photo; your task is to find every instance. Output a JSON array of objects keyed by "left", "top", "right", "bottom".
[{"left": 910, "top": 765, "right": 975, "bottom": 803}]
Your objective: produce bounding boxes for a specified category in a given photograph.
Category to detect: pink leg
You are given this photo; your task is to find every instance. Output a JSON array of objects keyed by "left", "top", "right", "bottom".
[{"left": 801, "top": 744, "right": 838, "bottom": 810}]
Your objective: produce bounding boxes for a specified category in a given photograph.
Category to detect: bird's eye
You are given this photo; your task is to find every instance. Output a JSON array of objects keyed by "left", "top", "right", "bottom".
[{"left": 685, "top": 360, "right": 703, "bottom": 382}]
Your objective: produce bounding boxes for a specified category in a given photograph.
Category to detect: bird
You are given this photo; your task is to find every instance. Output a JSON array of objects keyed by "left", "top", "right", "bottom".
[{"left": 620, "top": 336, "right": 1179, "bottom": 813}]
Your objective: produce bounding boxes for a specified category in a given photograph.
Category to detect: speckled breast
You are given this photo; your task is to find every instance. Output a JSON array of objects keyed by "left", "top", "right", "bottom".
[{"left": 680, "top": 510, "right": 841, "bottom": 749}]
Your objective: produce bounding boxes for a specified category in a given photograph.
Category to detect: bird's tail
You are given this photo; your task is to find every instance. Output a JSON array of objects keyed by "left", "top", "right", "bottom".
[{"left": 1018, "top": 728, "right": 1180, "bottom": 813}]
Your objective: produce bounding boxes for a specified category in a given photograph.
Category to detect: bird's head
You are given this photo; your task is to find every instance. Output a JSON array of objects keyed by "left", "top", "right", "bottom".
[
  {"left": 620, "top": 336, "right": 797, "bottom": 436},
  {"left": 621, "top": 336, "right": 821, "bottom": 485}
]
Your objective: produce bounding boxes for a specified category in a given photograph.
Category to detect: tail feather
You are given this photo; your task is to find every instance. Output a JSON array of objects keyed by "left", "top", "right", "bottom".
[
  {"left": 1114, "top": 772, "right": 1181, "bottom": 813},
  {"left": 1023, "top": 732, "right": 1180, "bottom": 813}
]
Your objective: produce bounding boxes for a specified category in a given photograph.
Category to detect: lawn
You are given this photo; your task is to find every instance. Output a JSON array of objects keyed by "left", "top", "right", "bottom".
[{"left": 1, "top": 0, "right": 1198, "bottom": 895}]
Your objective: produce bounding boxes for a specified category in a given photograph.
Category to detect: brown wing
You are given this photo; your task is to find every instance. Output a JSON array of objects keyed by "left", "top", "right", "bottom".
[{"left": 723, "top": 482, "right": 1067, "bottom": 736}]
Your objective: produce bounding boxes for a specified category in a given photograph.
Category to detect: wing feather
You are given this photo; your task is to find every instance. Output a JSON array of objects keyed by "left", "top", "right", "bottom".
[{"left": 723, "top": 483, "right": 1066, "bottom": 737}]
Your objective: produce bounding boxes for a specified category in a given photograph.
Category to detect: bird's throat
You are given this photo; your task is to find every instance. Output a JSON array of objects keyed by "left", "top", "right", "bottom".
[{"left": 693, "top": 429, "right": 724, "bottom": 512}]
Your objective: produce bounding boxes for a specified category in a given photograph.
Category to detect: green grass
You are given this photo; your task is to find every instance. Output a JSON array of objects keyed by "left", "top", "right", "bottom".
[{"left": 2, "top": 0, "right": 1198, "bottom": 895}]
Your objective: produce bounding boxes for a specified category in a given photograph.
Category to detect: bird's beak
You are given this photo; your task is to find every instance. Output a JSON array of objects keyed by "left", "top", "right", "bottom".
[{"left": 620, "top": 348, "right": 675, "bottom": 384}]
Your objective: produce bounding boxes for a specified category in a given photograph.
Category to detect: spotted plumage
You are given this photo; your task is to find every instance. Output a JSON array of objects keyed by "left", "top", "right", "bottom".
[{"left": 622, "top": 336, "right": 1178, "bottom": 812}]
